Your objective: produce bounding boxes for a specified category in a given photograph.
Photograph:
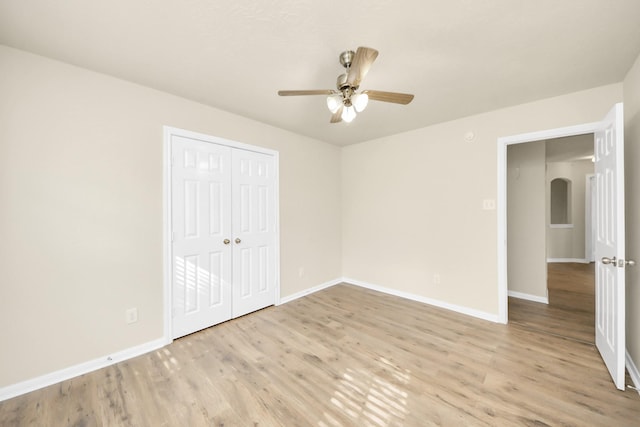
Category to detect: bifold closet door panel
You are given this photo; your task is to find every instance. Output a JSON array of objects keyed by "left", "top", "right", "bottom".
[
  {"left": 231, "top": 149, "right": 277, "bottom": 318},
  {"left": 171, "top": 137, "right": 233, "bottom": 338}
]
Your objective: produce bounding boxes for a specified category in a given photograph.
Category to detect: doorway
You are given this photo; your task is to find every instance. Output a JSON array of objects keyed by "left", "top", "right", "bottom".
[
  {"left": 497, "top": 121, "right": 601, "bottom": 323},
  {"left": 506, "top": 134, "right": 594, "bottom": 307}
]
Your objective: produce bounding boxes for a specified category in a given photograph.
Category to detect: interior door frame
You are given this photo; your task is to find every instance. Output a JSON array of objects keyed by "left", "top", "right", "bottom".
[
  {"left": 497, "top": 121, "right": 600, "bottom": 324},
  {"left": 162, "top": 126, "right": 280, "bottom": 342}
]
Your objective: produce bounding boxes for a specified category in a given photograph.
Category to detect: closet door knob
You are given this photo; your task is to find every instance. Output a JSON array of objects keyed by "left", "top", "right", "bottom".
[
  {"left": 223, "top": 239, "right": 230, "bottom": 245},
  {"left": 235, "top": 238, "right": 241, "bottom": 244}
]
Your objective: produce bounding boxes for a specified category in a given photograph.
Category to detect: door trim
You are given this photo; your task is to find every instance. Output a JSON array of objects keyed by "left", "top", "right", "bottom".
[
  {"left": 497, "top": 121, "right": 599, "bottom": 324},
  {"left": 163, "top": 126, "right": 280, "bottom": 342}
]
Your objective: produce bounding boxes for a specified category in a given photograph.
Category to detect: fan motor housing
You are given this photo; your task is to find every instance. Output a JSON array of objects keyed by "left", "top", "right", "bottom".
[{"left": 336, "top": 73, "right": 349, "bottom": 90}]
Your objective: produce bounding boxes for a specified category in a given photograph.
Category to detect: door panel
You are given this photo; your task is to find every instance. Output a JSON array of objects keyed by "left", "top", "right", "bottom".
[
  {"left": 231, "top": 149, "right": 277, "bottom": 317},
  {"left": 594, "top": 103, "right": 626, "bottom": 390},
  {"left": 171, "top": 136, "right": 233, "bottom": 338}
]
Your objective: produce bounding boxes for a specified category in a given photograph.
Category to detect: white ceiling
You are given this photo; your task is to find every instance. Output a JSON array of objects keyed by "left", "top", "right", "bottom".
[{"left": 2, "top": 1, "right": 640, "bottom": 146}]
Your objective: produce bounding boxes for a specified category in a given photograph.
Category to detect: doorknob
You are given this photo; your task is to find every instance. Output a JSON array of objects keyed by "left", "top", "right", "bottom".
[
  {"left": 602, "top": 257, "right": 636, "bottom": 267},
  {"left": 223, "top": 239, "right": 230, "bottom": 245},
  {"left": 235, "top": 238, "right": 241, "bottom": 244}
]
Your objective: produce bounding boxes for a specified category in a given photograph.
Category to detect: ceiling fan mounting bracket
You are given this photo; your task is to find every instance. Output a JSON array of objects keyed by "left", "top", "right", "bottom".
[
  {"left": 339, "top": 50, "right": 355, "bottom": 69},
  {"left": 337, "top": 50, "right": 357, "bottom": 93}
]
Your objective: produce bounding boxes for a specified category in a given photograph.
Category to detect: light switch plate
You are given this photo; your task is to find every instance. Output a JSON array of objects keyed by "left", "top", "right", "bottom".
[
  {"left": 126, "top": 308, "right": 138, "bottom": 324},
  {"left": 482, "top": 199, "right": 496, "bottom": 210}
]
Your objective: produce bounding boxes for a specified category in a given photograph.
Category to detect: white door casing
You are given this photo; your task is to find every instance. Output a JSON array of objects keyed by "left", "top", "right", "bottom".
[
  {"left": 594, "top": 103, "right": 626, "bottom": 391},
  {"left": 171, "top": 136, "right": 233, "bottom": 338},
  {"left": 165, "top": 127, "right": 279, "bottom": 340},
  {"left": 231, "top": 149, "right": 277, "bottom": 317}
]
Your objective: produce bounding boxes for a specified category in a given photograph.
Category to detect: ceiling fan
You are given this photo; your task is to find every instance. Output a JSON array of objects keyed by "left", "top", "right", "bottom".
[{"left": 278, "top": 47, "right": 414, "bottom": 123}]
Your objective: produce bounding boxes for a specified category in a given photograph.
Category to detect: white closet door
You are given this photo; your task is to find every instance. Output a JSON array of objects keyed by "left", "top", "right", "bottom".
[
  {"left": 231, "top": 149, "right": 277, "bottom": 317},
  {"left": 171, "top": 136, "right": 233, "bottom": 338}
]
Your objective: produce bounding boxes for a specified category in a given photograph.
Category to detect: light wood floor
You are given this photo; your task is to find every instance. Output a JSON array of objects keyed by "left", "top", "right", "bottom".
[
  {"left": 2, "top": 268, "right": 639, "bottom": 426},
  {"left": 509, "top": 262, "right": 596, "bottom": 344}
]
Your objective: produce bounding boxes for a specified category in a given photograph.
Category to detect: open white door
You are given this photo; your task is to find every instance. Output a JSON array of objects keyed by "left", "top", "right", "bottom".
[{"left": 594, "top": 103, "right": 626, "bottom": 390}]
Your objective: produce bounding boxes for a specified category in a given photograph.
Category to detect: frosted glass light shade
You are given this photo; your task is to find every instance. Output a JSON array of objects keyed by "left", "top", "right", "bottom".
[
  {"left": 352, "top": 93, "right": 369, "bottom": 112},
  {"left": 326, "top": 95, "right": 342, "bottom": 113},
  {"left": 341, "top": 105, "right": 356, "bottom": 123}
]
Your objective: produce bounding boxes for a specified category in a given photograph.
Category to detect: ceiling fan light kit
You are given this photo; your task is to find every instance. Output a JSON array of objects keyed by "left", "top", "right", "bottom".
[
  {"left": 326, "top": 94, "right": 342, "bottom": 113},
  {"left": 341, "top": 105, "right": 357, "bottom": 123},
  {"left": 278, "top": 47, "right": 414, "bottom": 123},
  {"left": 352, "top": 93, "right": 369, "bottom": 112}
]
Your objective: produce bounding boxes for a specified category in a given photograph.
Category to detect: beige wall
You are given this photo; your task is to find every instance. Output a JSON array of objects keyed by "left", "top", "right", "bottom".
[
  {"left": 0, "top": 46, "right": 342, "bottom": 388},
  {"left": 342, "top": 84, "right": 622, "bottom": 316},
  {"left": 507, "top": 142, "right": 547, "bottom": 298},
  {"left": 623, "top": 52, "right": 640, "bottom": 376},
  {"left": 546, "top": 160, "right": 594, "bottom": 260},
  {"left": 2, "top": 41, "right": 636, "bottom": 393}
]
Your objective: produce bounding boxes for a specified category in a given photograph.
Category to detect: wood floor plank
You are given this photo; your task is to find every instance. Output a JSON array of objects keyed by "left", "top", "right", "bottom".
[{"left": 2, "top": 263, "right": 639, "bottom": 426}]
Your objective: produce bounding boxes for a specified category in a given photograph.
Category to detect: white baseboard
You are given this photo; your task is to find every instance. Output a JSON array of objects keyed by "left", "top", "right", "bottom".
[
  {"left": 278, "top": 278, "right": 342, "bottom": 305},
  {"left": 546, "top": 258, "right": 589, "bottom": 263},
  {"left": 0, "top": 337, "right": 169, "bottom": 402},
  {"left": 508, "top": 290, "right": 549, "bottom": 304},
  {"left": 626, "top": 349, "right": 640, "bottom": 395},
  {"left": 281, "top": 276, "right": 500, "bottom": 323},
  {"left": 343, "top": 277, "right": 499, "bottom": 323}
]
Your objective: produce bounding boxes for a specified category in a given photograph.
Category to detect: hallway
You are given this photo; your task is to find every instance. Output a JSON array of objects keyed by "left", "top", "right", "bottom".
[{"left": 509, "top": 262, "right": 595, "bottom": 344}]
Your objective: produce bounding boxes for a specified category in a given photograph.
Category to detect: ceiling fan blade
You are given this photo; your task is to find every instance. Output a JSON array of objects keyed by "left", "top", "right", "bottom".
[
  {"left": 330, "top": 106, "right": 343, "bottom": 123},
  {"left": 346, "top": 47, "right": 379, "bottom": 87},
  {"left": 278, "top": 90, "right": 334, "bottom": 96},
  {"left": 363, "top": 90, "right": 414, "bottom": 105}
]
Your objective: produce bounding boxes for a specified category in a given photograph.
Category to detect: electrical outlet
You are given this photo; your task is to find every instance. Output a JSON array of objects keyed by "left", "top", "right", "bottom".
[
  {"left": 126, "top": 308, "right": 138, "bottom": 324},
  {"left": 433, "top": 273, "right": 441, "bottom": 285},
  {"left": 298, "top": 267, "right": 305, "bottom": 278},
  {"left": 482, "top": 199, "right": 496, "bottom": 210}
]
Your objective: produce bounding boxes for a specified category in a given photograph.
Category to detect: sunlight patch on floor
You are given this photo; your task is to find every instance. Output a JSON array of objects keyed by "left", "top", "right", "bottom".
[{"left": 320, "top": 357, "right": 411, "bottom": 427}]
